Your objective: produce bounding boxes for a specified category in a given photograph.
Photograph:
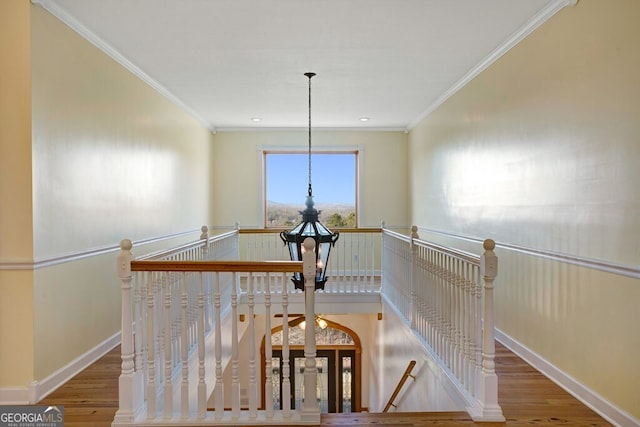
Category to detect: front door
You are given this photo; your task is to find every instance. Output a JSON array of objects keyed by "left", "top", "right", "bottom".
[{"left": 272, "top": 348, "right": 356, "bottom": 413}]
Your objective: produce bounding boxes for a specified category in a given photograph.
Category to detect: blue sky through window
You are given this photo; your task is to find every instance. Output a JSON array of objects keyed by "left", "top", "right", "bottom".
[{"left": 266, "top": 153, "right": 355, "bottom": 205}]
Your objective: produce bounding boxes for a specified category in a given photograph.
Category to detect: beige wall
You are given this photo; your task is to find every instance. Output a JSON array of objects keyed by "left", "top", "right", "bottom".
[
  {"left": 408, "top": 0, "right": 640, "bottom": 420},
  {"left": 1, "top": 3, "right": 214, "bottom": 397},
  {"left": 29, "top": 5, "right": 213, "bottom": 384},
  {"left": 210, "top": 131, "right": 408, "bottom": 229},
  {"left": 6, "top": 0, "right": 637, "bottom": 418},
  {"left": 369, "top": 302, "right": 465, "bottom": 412},
  {"left": 0, "top": 0, "right": 35, "bottom": 390},
  {"left": 31, "top": 8, "right": 212, "bottom": 257}
]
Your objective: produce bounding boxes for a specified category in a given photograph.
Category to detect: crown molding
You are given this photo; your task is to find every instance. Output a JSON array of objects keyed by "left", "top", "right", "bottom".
[
  {"left": 215, "top": 126, "right": 407, "bottom": 133},
  {"left": 30, "top": 0, "right": 216, "bottom": 133},
  {"left": 408, "top": 0, "right": 578, "bottom": 130}
]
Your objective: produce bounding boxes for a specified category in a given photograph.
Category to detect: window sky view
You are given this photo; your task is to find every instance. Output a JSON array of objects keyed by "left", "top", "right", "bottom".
[{"left": 266, "top": 153, "right": 356, "bottom": 205}]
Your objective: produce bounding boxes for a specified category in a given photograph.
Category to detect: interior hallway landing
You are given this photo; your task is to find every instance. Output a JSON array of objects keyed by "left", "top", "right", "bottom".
[{"left": 38, "top": 342, "right": 612, "bottom": 426}]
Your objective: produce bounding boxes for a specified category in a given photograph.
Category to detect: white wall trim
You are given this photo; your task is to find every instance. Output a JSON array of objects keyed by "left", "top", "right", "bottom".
[
  {"left": 417, "top": 226, "right": 640, "bottom": 280},
  {"left": 216, "top": 126, "right": 407, "bottom": 133},
  {"left": 0, "top": 332, "right": 120, "bottom": 405},
  {"left": 0, "top": 228, "right": 201, "bottom": 270},
  {"left": 258, "top": 144, "right": 363, "bottom": 153},
  {"left": 496, "top": 329, "right": 639, "bottom": 427},
  {"left": 408, "top": 0, "right": 578, "bottom": 130},
  {"left": 30, "top": 0, "right": 215, "bottom": 132},
  {"left": 0, "top": 385, "right": 35, "bottom": 405}
]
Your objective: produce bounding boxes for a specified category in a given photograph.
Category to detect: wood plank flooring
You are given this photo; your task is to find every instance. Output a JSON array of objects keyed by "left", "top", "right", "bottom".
[{"left": 38, "top": 342, "right": 613, "bottom": 426}]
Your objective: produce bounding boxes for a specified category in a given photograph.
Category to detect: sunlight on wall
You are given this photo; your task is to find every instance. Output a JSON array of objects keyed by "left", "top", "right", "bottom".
[
  {"left": 442, "top": 139, "right": 575, "bottom": 224},
  {"left": 64, "top": 142, "right": 177, "bottom": 209},
  {"left": 409, "top": 0, "right": 640, "bottom": 420}
]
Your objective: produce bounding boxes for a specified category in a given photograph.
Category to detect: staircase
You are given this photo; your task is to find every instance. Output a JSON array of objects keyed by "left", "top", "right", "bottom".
[{"left": 111, "top": 225, "right": 505, "bottom": 425}]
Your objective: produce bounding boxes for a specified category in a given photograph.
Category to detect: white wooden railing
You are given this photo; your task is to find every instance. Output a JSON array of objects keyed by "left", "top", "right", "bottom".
[
  {"left": 381, "top": 226, "right": 504, "bottom": 421},
  {"left": 238, "top": 226, "right": 382, "bottom": 293},
  {"left": 113, "top": 228, "right": 322, "bottom": 426},
  {"left": 113, "top": 224, "right": 503, "bottom": 424}
]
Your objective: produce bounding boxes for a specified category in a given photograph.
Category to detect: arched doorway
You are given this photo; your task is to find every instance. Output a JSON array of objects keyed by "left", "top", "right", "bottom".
[{"left": 261, "top": 316, "right": 362, "bottom": 413}]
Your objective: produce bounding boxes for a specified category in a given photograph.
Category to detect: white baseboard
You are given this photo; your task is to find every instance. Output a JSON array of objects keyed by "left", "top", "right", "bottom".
[
  {"left": 0, "top": 332, "right": 121, "bottom": 404},
  {"left": 495, "top": 329, "right": 639, "bottom": 427},
  {"left": 0, "top": 384, "right": 36, "bottom": 405}
]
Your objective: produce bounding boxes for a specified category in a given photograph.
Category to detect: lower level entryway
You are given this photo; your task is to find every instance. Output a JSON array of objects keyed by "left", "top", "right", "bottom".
[
  {"left": 265, "top": 315, "right": 362, "bottom": 413},
  {"left": 272, "top": 348, "right": 356, "bottom": 413}
]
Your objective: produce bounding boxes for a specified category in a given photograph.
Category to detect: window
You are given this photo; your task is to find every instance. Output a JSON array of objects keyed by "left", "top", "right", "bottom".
[{"left": 265, "top": 151, "right": 357, "bottom": 228}]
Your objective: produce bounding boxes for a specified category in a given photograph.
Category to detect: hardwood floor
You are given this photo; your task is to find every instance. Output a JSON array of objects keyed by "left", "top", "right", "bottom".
[{"left": 39, "top": 342, "right": 613, "bottom": 427}]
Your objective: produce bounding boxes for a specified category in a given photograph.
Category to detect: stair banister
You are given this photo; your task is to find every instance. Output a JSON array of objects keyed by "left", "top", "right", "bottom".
[
  {"left": 383, "top": 360, "right": 417, "bottom": 412},
  {"left": 472, "top": 239, "right": 504, "bottom": 421},
  {"left": 114, "top": 239, "right": 144, "bottom": 424},
  {"left": 301, "top": 237, "right": 321, "bottom": 422}
]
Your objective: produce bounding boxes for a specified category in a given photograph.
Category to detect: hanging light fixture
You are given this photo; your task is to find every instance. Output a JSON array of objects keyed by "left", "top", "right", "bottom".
[
  {"left": 280, "top": 72, "right": 339, "bottom": 291},
  {"left": 299, "top": 315, "right": 328, "bottom": 331}
]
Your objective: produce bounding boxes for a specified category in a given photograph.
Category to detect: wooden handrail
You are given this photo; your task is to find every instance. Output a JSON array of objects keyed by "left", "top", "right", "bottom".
[
  {"left": 383, "top": 360, "right": 416, "bottom": 413},
  {"left": 130, "top": 260, "right": 303, "bottom": 273},
  {"left": 239, "top": 227, "right": 382, "bottom": 234}
]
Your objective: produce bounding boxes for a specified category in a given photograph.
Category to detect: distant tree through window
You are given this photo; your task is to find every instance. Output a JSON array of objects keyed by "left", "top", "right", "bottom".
[{"left": 265, "top": 151, "right": 357, "bottom": 228}]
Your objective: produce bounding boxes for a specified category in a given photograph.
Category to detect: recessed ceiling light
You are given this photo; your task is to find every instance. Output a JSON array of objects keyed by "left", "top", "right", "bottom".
[
  {"left": 251, "top": 117, "right": 262, "bottom": 122},
  {"left": 359, "top": 117, "right": 370, "bottom": 122}
]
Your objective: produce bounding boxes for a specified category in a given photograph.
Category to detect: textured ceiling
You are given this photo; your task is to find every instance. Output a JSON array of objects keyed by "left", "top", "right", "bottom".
[{"left": 35, "top": 0, "right": 574, "bottom": 131}]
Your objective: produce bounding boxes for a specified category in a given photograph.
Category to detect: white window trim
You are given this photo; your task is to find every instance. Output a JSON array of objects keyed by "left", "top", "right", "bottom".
[{"left": 258, "top": 145, "right": 364, "bottom": 228}]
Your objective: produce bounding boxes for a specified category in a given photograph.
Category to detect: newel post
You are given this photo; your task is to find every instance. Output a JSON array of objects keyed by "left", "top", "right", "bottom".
[
  {"left": 474, "top": 239, "right": 505, "bottom": 421},
  {"left": 301, "top": 237, "right": 320, "bottom": 422},
  {"left": 113, "top": 239, "right": 144, "bottom": 424},
  {"left": 200, "top": 225, "right": 209, "bottom": 259}
]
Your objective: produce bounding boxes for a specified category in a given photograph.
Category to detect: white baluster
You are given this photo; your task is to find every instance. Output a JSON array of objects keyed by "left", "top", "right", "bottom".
[
  {"left": 281, "top": 272, "right": 291, "bottom": 418},
  {"left": 345, "top": 233, "right": 359, "bottom": 293},
  {"left": 247, "top": 273, "right": 257, "bottom": 418},
  {"left": 454, "top": 258, "right": 463, "bottom": 383},
  {"left": 409, "top": 227, "right": 418, "bottom": 329},
  {"left": 439, "top": 252, "right": 446, "bottom": 362},
  {"left": 146, "top": 272, "right": 157, "bottom": 419},
  {"left": 163, "top": 273, "right": 173, "bottom": 419},
  {"left": 462, "top": 264, "right": 472, "bottom": 392},
  {"left": 180, "top": 273, "right": 189, "bottom": 419},
  {"left": 213, "top": 272, "right": 223, "bottom": 419},
  {"left": 231, "top": 272, "right": 240, "bottom": 419},
  {"left": 133, "top": 272, "right": 145, "bottom": 387},
  {"left": 197, "top": 273, "right": 207, "bottom": 419},
  {"left": 204, "top": 268, "right": 213, "bottom": 334},
  {"left": 190, "top": 273, "right": 198, "bottom": 350},
  {"left": 264, "top": 273, "right": 273, "bottom": 419},
  {"left": 447, "top": 256, "right": 454, "bottom": 372}
]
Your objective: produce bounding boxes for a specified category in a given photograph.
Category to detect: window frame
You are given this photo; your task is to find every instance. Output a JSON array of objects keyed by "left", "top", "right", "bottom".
[{"left": 262, "top": 147, "right": 360, "bottom": 229}]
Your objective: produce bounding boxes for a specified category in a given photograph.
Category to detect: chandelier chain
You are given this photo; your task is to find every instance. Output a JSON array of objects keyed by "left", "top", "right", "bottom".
[{"left": 306, "top": 72, "right": 315, "bottom": 197}]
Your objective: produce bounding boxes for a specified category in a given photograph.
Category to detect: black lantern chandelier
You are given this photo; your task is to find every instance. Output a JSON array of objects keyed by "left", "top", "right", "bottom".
[{"left": 280, "top": 72, "right": 339, "bottom": 291}]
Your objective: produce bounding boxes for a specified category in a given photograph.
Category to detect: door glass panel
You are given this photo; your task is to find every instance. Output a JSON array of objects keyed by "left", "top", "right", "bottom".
[
  {"left": 271, "top": 357, "right": 281, "bottom": 410},
  {"left": 293, "top": 357, "right": 304, "bottom": 410},
  {"left": 317, "top": 357, "right": 329, "bottom": 413},
  {"left": 342, "top": 356, "right": 352, "bottom": 413},
  {"left": 294, "top": 357, "right": 330, "bottom": 413},
  {"left": 271, "top": 322, "right": 355, "bottom": 346},
  {"left": 270, "top": 321, "right": 358, "bottom": 413}
]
